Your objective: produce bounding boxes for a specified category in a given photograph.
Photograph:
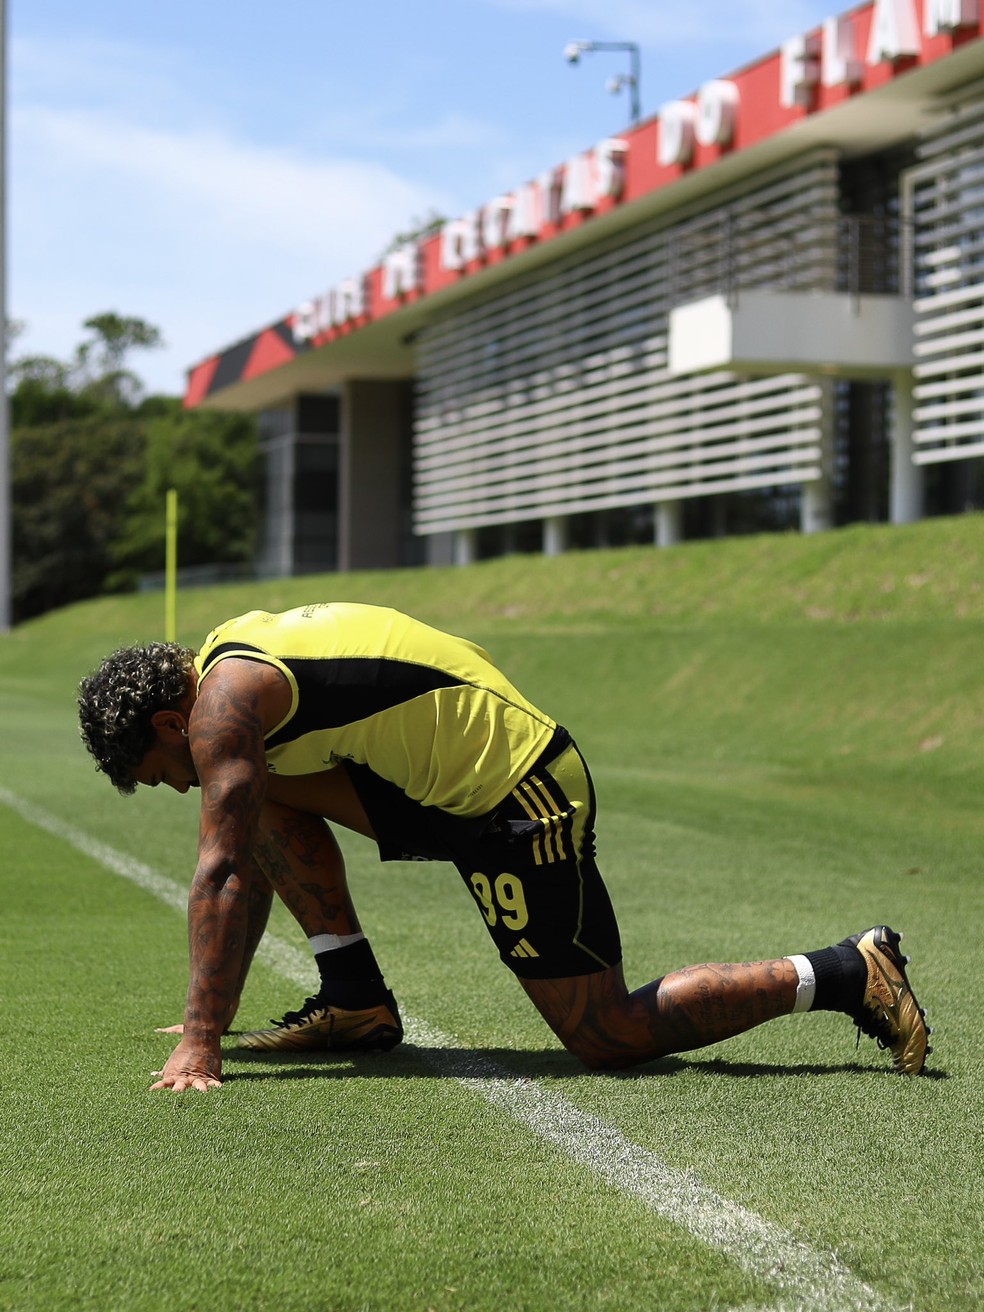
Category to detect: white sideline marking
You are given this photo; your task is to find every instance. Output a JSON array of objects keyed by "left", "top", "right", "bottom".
[{"left": 0, "top": 785, "right": 902, "bottom": 1312}]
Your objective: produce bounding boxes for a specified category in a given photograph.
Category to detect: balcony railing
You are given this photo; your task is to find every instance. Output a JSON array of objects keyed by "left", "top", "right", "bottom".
[{"left": 670, "top": 212, "right": 912, "bottom": 312}]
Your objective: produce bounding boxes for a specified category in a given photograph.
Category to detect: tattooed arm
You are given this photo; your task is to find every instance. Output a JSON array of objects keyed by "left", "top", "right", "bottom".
[
  {"left": 151, "top": 659, "right": 288, "bottom": 1092},
  {"left": 228, "top": 874, "right": 274, "bottom": 1024},
  {"left": 155, "top": 875, "right": 273, "bottom": 1037}
]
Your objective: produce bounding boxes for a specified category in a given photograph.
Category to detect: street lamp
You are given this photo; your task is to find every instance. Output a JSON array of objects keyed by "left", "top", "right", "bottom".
[
  {"left": 564, "top": 39, "right": 641, "bottom": 126},
  {"left": 0, "top": 0, "right": 9, "bottom": 633}
]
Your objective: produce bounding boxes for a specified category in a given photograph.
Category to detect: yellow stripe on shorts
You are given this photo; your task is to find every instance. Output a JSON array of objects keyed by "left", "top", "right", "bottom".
[{"left": 514, "top": 775, "right": 568, "bottom": 865}]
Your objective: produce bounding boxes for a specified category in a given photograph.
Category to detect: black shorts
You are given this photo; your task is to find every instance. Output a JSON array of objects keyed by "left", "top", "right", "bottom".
[{"left": 343, "top": 728, "right": 622, "bottom": 980}]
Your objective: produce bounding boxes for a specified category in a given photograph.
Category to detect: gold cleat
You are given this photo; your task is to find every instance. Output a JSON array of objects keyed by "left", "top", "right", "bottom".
[
  {"left": 237, "top": 991, "right": 403, "bottom": 1053},
  {"left": 842, "top": 926, "right": 930, "bottom": 1075}
]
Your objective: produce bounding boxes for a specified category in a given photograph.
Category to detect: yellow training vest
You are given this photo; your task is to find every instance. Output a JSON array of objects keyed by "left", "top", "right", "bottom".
[{"left": 195, "top": 603, "right": 556, "bottom": 816}]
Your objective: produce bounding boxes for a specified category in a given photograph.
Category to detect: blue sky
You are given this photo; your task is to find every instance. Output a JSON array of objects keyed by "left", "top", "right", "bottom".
[{"left": 10, "top": 0, "right": 838, "bottom": 396}]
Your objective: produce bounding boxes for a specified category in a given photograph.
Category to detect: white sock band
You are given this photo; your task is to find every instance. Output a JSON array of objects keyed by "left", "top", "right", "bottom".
[
  {"left": 787, "top": 954, "right": 816, "bottom": 1014},
  {"left": 309, "top": 931, "right": 365, "bottom": 954}
]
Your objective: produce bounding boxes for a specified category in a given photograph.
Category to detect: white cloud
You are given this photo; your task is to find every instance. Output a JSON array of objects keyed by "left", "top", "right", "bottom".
[
  {"left": 21, "top": 106, "right": 451, "bottom": 252},
  {"left": 8, "top": 28, "right": 519, "bottom": 392},
  {"left": 311, "top": 107, "right": 507, "bottom": 154},
  {"left": 11, "top": 32, "right": 223, "bottom": 132},
  {"left": 10, "top": 104, "right": 455, "bottom": 393}
]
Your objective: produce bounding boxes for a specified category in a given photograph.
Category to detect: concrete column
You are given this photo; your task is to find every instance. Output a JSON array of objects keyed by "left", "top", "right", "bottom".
[
  {"left": 338, "top": 380, "right": 409, "bottom": 572},
  {"left": 425, "top": 532, "right": 455, "bottom": 567},
  {"left": 655, "top": 500, "right": 682, "bottom": 547},
  {"left": 543, "top": 515, "right": 569, "bottom": 556},
  {"left": 259, "top": 433, "right": 294, "bottom": 576},
  {"left": 800, "top": 379, "right": 835, "bottom": 535},
  {"left": 889, "top": 372, "right": 924, "bottom": 525},
  {"left": 453, "top": 528, "right": 477, "bottom": 566},
  {"left": 801, "top": 481, "right": 833, "bottom": 534}
]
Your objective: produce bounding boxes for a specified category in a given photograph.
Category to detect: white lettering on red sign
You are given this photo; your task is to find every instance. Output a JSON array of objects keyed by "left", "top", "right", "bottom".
[
  {"left": 822, "top": 16, "right": 864, "bottom": 86},
  {"left": 557, "top": 140, "right": 626, "bottom": 215},
  {"left": 382, "top": 242, "right": 420, "bottom": 299},
  {"left": 293, "top": 300, "right": 318, "bottom": 342},
  {"left": 561, "top": 152, "right": 595, "bottom": 213},
  {"left": 539, "top": 167, "right": 563, "bottom": 225},
  {"left": 439, "top": 220, "right": 464, "bottom": 272},
  {"left": 695, "top": 81, "right": 739, "bottom": 146},
  {"left": 658, "top": 100, "right": 697, "bottom": 166},
  {"left": 596, "top": 138, "right": 627, "bottom": 198},
  {"left": 459, "top": 211, "right": 483, "bottom": 264},
  {"left": 659, "top": 81, "right": 738, "bottom": 163},
  {"left": 867, "top": 0, "right": 921, "bottom": 62},
  {"left": 292, "top": 276, "right": 367, "bottom": 343},
  {"left": 924, "top": 0, "right": 978, "bottom": 33},
  {"left": 442, "top": 143, "right": 626, "bottom": 268},
  {"left": 783, "top": 0, "right": 945, "bottom": 105},
  {"left": 440, "top": 211, "right": 484, "bottom": 271},
  {"left": 780, "top": 33, "right": 821, "bottom": 107},
  {"left": 335, "top": 277, "right": 365, "bottom": 321},
  {"left": 508, "top": 181, "right": 541, "bottom": 240},
  {"left": 483, "top": 196, "right": 514, "bottom": 249}
]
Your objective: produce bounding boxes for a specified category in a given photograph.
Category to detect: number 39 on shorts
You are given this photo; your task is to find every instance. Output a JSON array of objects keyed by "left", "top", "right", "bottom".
[{"left": 468, "top": 872, "right": 529, "bottom": 930}]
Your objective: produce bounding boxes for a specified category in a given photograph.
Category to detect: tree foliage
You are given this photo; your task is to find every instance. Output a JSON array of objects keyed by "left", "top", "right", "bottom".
[
  {"left": 12, "top": 414, "right": 147, "bottom": 621},
  {"left": 77, "top": 313, "right": 165, "bottom": 407},
  {"left": 378, "top": 209, "right": 447, "bottom": 259},
  {"left": 10, "top": 313, "right": 164, "bottom": 417},
  {"left": 111, "top": 401, "right": 258, "bottom": 585},
  {"left": 9, "top": 315, "right": 258, "bottom": 623}
]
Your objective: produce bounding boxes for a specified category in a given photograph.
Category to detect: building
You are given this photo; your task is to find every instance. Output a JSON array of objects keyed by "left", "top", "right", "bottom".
[{"left": 185, "top": 0, "right": 984, "bottom": 575}]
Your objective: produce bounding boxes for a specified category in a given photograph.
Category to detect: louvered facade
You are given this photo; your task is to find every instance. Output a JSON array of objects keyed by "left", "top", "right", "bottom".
[
  {"left": 908, "top": 94, "right": 984, "bottom": 469},
  {"left": 414, "top": 156, "right": 840, "bottom": 539}
]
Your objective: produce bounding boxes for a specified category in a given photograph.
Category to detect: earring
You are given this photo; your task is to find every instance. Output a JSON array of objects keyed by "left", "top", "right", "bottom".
[{"left": 181, "top": 729, "right": 189, "bottom": 738}]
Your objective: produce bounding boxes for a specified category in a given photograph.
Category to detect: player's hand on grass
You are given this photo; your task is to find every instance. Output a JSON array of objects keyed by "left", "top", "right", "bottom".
[{"left": 150, "top": 1036, "right": 222, "bottom": 1093}]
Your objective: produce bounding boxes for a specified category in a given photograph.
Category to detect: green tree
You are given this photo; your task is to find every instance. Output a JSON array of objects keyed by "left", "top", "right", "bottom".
[
  {"left": 378, "top": 209, "right": 446, "bottom": 259},
  {"left": 9, "top": 313, "right": 164, "bottom": 419},
  {"left": 111, "top": 400, "right": 258, "bottom": 585},
  {"left": 9, "top": 314, "right": 258, "bottom": 622},
  {"left": 12, "top": 414, "right": 147, "bottom": 620},
  {"left": 76, "top": 313, "right": 164, "bottom": 407}
]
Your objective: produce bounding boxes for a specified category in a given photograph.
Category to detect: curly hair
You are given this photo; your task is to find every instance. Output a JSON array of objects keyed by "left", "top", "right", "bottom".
[{"left": 78, "top": 642, "right": 197, "bottom": 795}]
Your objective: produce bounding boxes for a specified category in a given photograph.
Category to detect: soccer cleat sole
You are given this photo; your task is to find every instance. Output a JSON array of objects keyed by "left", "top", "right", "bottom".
[
  {"left": 237, "top": 1001, "right": 404, "bottom": 1054},
  {"left": 237, "top": 1022, "right": 403, "bottom": 1053}
]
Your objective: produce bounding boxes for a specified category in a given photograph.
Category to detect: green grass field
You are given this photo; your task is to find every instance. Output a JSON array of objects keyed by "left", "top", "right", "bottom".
[{"left": 2, "top": 516, "right": 983, "bottom": 1312}]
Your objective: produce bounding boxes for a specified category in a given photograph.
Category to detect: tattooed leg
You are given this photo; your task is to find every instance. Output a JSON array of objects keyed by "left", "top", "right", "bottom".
[
  {"left": 253, "top": 800, "right": 361, "bottom": 938},
  {"left": 521, "top": 959, "right": 799, "bottom": 1070},
  {"left": 251, "top": 799, "right": 391, "bottom": 1011}
]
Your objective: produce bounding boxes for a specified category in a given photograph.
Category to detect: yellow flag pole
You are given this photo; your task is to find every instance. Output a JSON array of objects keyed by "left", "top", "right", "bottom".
[{"left": 164, "top": 488, "right": 178, "bottom": 642}]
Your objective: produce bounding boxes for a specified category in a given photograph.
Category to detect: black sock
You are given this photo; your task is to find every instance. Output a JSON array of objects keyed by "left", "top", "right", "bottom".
[
  {"left": 314, "top": 938, "right": 388, "bottom": 1009},
  {"left": 805, "top": 944, "right": 866, "bottom": 1013}
]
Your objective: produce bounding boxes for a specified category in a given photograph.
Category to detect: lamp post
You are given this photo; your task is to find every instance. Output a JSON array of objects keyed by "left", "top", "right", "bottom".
[
  {"left": 564, "top": 39, "right": 641, "bottom": 126},
  {"left": 0, "top": 0, "right": 9, "bottom": 633}
]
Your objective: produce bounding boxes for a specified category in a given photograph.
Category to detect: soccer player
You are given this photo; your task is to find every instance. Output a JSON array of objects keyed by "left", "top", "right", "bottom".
[{"left": 78, "top": 603, "right": 931, "bottom": 1092}]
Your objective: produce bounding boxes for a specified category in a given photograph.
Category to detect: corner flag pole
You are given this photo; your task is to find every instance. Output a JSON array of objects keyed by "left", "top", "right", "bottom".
[{"left": 165, "top": 488, "right": 178, "bottom": 641}]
